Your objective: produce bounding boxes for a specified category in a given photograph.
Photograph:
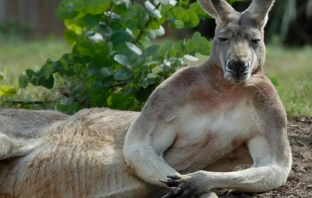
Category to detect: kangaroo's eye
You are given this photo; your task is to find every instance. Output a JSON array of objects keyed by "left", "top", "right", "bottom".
[
  {"left": 251, "top": 39, "right": 260, "bottom": 44},
  {"left": 218, "top": 37, "right": 228, "bottom": 42}
]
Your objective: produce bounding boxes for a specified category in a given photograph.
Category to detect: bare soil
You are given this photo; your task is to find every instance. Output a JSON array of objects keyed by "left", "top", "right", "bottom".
[{"left": 215, "top": 117, "right": 312, "bottom": 198}]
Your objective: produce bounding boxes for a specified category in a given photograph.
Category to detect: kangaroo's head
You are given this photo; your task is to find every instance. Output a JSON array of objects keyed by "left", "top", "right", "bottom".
[{"left": 198, "top": 0, "right": 275, "bottom": 83}]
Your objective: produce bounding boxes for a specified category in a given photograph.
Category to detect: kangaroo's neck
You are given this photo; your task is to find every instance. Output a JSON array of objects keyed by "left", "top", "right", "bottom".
[{"left": 199, "top": 59, "right": 264, "bottom": 93}]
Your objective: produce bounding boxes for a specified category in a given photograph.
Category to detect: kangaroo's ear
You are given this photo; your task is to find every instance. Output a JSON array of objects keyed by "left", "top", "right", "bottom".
[
  {"left": 244, "top": 0, "right": 275, "bottom": 29},
  {"left": 197, "top": 0, "right": 236, "bottom": 24}
]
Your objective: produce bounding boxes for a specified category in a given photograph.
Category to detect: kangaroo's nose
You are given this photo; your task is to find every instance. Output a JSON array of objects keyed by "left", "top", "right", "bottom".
[{"left": 226, "top": 58, "right": 249, "bottom": 76}]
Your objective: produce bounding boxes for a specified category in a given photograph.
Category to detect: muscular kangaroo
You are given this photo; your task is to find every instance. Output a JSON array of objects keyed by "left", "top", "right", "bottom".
[
  {"left": 124, "top": 0, "right": 291, "bottom": 197},
  {"left": 0, "top": 0, "right": 291, "bottom": 197}
]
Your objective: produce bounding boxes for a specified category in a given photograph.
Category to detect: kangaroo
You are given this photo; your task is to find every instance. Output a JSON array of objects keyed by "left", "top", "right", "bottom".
[
  {"left": 0, "top": 0, "right": 291, "bottom": 197},
  {"left": 124, "top": 0, "right": 292, "bottom": 197}
]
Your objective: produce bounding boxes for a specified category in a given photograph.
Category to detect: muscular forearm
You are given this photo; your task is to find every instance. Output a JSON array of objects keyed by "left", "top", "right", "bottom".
[
  {"left": 124, "top": 145, "right": 179, "bottom": 187},
  {"left": 161, "top": 163, "right": 289, "bottom": 198},
  {"left": 196, "top": 164, "right": 287, "bottom": 193},
  {"left": 179, "top": 165, "right": 287, "bottom": 193}
]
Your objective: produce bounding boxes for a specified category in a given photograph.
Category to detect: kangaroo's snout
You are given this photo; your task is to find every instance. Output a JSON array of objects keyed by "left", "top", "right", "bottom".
[{"left": 226, "top": 57, "right": 250, "bottom": 77}]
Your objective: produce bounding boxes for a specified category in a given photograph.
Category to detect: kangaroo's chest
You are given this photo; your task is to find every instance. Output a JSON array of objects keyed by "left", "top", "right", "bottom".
[{"left": 164, "top": 92, "right": 257, "bottom": 173}]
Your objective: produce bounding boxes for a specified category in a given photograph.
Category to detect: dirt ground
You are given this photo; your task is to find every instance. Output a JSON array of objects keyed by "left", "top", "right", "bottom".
[{"left": 215, "top": 117, "right": 312, "bottom": 198}]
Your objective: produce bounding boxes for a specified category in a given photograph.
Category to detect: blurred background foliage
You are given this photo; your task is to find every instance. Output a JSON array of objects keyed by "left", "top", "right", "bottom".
[
  {"left": 0, "top": 0, "right": 311, "bottom": 117},
  {"left": 194, "top": 0, "right": 312, "bottom": 46}
]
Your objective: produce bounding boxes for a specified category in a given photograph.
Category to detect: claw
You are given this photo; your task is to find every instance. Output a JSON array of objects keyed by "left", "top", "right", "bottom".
[
  {"left": 159, "top": 175, "right": 181, "bottom": 187},
  {"left": 159, "top": 179, "right": 177, "bottom": 187},
  {"left": 162, "top": 188, "right": 183, "bottom": 198},
  {"left": 159, "top": 179, "right": 170, "bottom": 185},
  {"left": 167, "top": 175, "right": 181, "bottom": 180}
]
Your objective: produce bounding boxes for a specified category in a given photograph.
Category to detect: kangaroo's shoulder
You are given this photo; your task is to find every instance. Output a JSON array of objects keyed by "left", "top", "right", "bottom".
[
  {"left": 246, "top": 73, "right": 287, "bottom": 126},
  {"left": 147, "top": 66, "right": 204, "bottom": 100},
  {"left": 246, "top": 73, "right": 280, "bottom": 101}
]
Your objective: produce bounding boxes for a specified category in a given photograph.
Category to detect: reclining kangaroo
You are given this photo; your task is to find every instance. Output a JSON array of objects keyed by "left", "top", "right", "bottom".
[{"left": 0, "top": 0, "right": 291, "bottom": 197}]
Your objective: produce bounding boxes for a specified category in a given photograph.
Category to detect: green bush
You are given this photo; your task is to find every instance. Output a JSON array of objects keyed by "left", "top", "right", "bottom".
[{"left": 1, "top": 0, "right": 239, "bottom": 114}]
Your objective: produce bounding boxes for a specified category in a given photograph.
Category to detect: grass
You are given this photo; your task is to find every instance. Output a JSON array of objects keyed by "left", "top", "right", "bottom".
[
  {"left": 0, "top": 35, "right": 311, "bottom": 117},
  {"left": 0, "top": 35, "right": 70, "bottom": 73},
  {"left": 0, "top": 35, "right": 71, "bottom": 109},
  {"left": 265, "top": 45, "right": 312, "bottom": 117}
]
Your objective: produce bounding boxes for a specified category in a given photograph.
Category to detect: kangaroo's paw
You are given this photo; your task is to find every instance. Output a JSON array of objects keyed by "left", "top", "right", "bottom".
[{"left": 160, "top": 174, "right": 205, "bottom": 198}]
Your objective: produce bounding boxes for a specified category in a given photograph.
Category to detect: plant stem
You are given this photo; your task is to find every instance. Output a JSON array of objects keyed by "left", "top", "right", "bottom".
[
  {"left": 134, "top": 2, "right": 161, "bottom": 43},
  {"left": 110, "top": 82, "right": 127, "bottom": 88}
]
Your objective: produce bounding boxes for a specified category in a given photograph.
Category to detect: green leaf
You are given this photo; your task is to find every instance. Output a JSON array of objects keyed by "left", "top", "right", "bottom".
[
  {"left": 0, "top": 85, "right": 17, "bottom": 97},
  {"left": 126, "top": 42, "right": 142, "bottom": 55},
  {"left": 175, "top": 20, "right": 184, "bottom": 29},
  {"left": 56, "top": 5, "right": 79, "bottom": 19},
  {"left": 179, "top": 0, "right": 189, "bottom": 7},
  {"left": 120, "top": 83, "right": 136, "bottom": 95},
  {"left": 192, "top": 32, "right": 201, "bottom": 45},
  {"left": 91, "top": 94, "right": 105, "bottom": 107},
  {"left": 174, "top": 40, "right": 185, "bottom": 54},
  {"left": 56, "top": 99, "right": 78, "bottom": 115},
  {"left": 100, "top": 68, "right": 113, "bottom": 78},
  {"left": 185, "top": 39, "right": 196, "bottom": 53},
  {"left": 25, "top": 69, "right": 54, "bottom": 89},
  {"left": 64, "top": 30, "right": 79, "bottom": 46},
  {"left": 189, "top": 2, "right": 209, "bottom": 18},
  {"left": 198, "top": 37, "right": 211, "bottom": 55},
  {"left": 41, "top": 63, "right": 53, "bottom": 79},
  {"left": 167, "top": 48, "right": 177, "bottom": 58},
  {"left": 3, "top": 67, "right": 7, "bottom": 80},
  {"left": 172, "top": 6, "right": 186, "bottom": 20},
  {"left": 95, "top": 23, "right": 113, "bottom": 37},
  {"left": 64, "top": 20, "right": 82, "bottom": 34},
  {"left": 113, "top": 0, "right": 131, "bottom": 8},
  {"left": 66, "top": 1, "right": 84, "bottom": 12},
  {"left": 114, "top": 68, "right": 133, "bottom": 80},
  {"left": 106, "top": 93, "right": 129, "bottom": 110},
  {"left": 84, "top": 0, "right": 111, "bottom": 15},
  {"left": 94, "top": 42, "right": 110, "bottom": 63},
  {"left": 114, "top": 54, "right": 130, "bottom": 66},
  {"left": 109, "top": 30, "right": 133, "bottom": 48},
  {"left": 133, "top": 57, "right": 146, "bottom": 72},
  {"left": 85, "top": 30, "right": 95, "bottom": 37},
  {"left": 26, "top": 69, "right": 40, "bottom": 86},
  {"left": 107, "top": 13, "right": 122, "bottom": 29},
  {"left": 91, "top": 81, "right": 110, "bottom": 92},
  {"left": 26, "top": 69, "right": 35, "bottom": 81},
  {"left": 0, "top": 71, "right": 4, "bottom": 81},
  {"left": 159, "top": 41, "right": 172, "bottom": 56},
  {"left": 168, "top": 17, "right": 185, "bottom": 29},
  {"left": 18, "top": 74, "right": 29, "bottom": 88},
  {"left": 81, "top": 14, "right": 102, "bottom": 28},
  {"left": 142, "top": 45, "right": 160, "bottom": 57},
  {"left": 73, "top": 85, "right": 82, "bottom": 95},
  {"left": 54, "top": 59, "right": 68, "bottom": 75},
  {"left": 149, "top": 20, "right": 160, "bottom": 30},
  {"left": 159, "top": 0, "right": 170, "bottom": 4},
  {"left": 184, "top": 10, "right": 199, "bottom": 27},
  {"left": 42, "top": 74, "right": 55, "bottom": 89},
  {"left": 87, "top": 62, "right": 101, "bottom": 76},
  {"left": 77, "top": 41, "right": 95, "bottom": 57}
]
